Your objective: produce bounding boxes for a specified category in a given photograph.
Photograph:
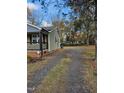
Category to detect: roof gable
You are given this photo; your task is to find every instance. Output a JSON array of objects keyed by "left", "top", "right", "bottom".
[{"left": 42, "top": 27, "right": 53, "bottom": 32}]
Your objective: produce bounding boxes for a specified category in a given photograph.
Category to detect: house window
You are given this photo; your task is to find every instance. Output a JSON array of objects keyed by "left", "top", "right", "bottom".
[
  {"left": 33, "top": 40, "right": 37, "bottom": 43},
  {"left": 32, "top": 34, "right": 39, "bottom": 44},
  {"left": 32, "top": 34, "right": 37, "bottom": 37}
]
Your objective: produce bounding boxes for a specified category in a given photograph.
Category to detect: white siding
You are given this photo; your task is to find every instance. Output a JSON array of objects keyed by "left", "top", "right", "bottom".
[{"left": 48, "top": 30, "right": 60, "bottom": 51}]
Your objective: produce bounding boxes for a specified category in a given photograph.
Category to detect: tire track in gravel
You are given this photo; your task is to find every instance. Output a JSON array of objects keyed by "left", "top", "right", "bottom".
[{"left": 66, "top": 47, "right": 90, "bottom": 93}]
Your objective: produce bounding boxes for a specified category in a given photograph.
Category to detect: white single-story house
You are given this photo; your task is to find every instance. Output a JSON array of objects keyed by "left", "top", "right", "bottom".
[{"left": 27, "top": 23, "right": 60, "bottom": 57}]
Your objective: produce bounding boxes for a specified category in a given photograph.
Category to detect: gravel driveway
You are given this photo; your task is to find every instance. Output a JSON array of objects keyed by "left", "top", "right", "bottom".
[{"left": 28, "top": 47, "right": 92, "bottom": 93}]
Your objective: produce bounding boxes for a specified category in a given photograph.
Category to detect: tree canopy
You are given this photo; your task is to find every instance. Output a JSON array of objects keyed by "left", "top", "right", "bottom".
[{"left": 27, "top": 0, "right": 97, "bottom": 45}]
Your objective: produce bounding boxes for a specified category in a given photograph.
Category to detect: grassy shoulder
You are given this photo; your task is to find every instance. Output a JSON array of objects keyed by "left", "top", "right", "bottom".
[
  {"left": 27, "top": 60, "right": 48, "bottom": 80},
  {"left": 35, "top": 58, "right": 71, "bottom": 93},
  {"left": 82, "top": 45, "right": 97, "bottom": 93},
  {"left": 82, "top": 45, "right": 96, "bottom": 58},
  {"left": 83, "top": 60, "right": 97, "bottom": 93}
]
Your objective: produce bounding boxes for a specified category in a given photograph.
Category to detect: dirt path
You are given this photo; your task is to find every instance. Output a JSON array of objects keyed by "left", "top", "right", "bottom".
[{"left": 28, "top": 47, "right": 91, "bottom": 93}]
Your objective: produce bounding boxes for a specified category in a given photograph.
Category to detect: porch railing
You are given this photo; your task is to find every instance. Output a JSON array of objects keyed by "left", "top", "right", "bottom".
[
  {"left": 27, "top": 42, "right": 40, "bottom": 50},
  {"left": 27, "top": 42, "right": 48, "bottom": 50}
]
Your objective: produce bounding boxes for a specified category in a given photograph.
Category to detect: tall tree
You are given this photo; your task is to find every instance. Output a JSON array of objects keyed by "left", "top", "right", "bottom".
[{"left": 66, "top": 0, "right": 97, "bottom": 45}]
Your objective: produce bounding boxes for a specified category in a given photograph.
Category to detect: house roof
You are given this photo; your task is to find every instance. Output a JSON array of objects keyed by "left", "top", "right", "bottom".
[
  {"left": 27, "top": 23, "right": 41, "bottom": 30},
  {"left": 27, "top": 23, "right": 55, "bottom": 34},
  {"left": 42, "top": 27, "right": 53, "bottom": 31},
  {"left": 27, "top": 23, "right": 41, "bottom": 33}
]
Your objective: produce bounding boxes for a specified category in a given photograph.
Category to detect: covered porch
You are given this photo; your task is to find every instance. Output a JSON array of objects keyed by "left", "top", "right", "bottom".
[
  {"left": 27, "top": 32, "right": 48, "bottom": 51},
  {"left": 27, "top": 28, "right": 49, "bottom": 58}
]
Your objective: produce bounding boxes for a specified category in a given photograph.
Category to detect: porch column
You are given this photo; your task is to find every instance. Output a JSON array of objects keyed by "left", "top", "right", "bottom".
[
  {"left": 40, "top": 31, "right": 43, "bottom": 57},
  {"left": 46, "top": 35, "right": 48, "bottom": 49}
]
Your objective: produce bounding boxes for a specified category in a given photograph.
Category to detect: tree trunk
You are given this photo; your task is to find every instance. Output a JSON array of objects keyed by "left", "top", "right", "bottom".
[
  {"left": 95, "top": 38, "right": 97, "bottom": 60},
  {"left": 86, "top": 31, "right": 89, "bottom": 45}
]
